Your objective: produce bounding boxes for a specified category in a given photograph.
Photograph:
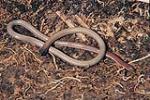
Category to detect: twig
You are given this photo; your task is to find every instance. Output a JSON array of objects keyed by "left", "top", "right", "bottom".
[
  {"left": 0, "top": 42, "right": 5, "bottom": 51},
  {"left": 6, "top": 48, "right": 17, "bottom": 55},
  {"left": 115, "top": 89, "right": 126, "bottom": 94},
  {"left": 4, "top": 48, "right": 19, "bottom": 65},
  {"left": 16, "top": 97, "right": 24, "bottom": 100},
  {"left": 128, "top": 54, "right": 150, "bottom": 64},
  {"left": 44, "top": 76, "right": 81, "bottom": 94},
  {"left": 80, "top": 94, "right": 84, "bottom": 100},
  {"left": 50, "top": 76, "right": 81, "bottom": 84},
  {"left": 22, "top": 51, "right": 27, "bottom": 66},
  {"left": 22, "top": 46, "right": 42, "bottom": 63},
  {"left": 36, "top": 67, "right": 51, "bottom": 85},
  {"left": 134, "top": 74, "right": 145, "bottom": 92},
  {"left": 56, "top": 76, "right": 81, "bottom": 82},
  {"left": 134, "top": 74, "right": 150, "bottom": 95},
  {"left": 56, "top": 11, "right": 87, "bottom": 41},
  {"left": 49, "top": 52, "right": 58, "bottom": 70},
  {"left": 76, "top": 75, "right": 89, "bottom": 79},
  {"left": 116, "top": 68, "right": 132, "bottom": 81},
  {"left": 27, "top": 0, "right": 32, "bottom": 5},
  {"left": 113, "top": 82, "right": 126, "bottom": 94},
  {"left": 136, "top": 89, "right": 150, "bottom": 95},
  {"left": 74, "top": 15, "right": 90, "bottom": 28},
  {"left": 116, "top": 67, "right": 125, "bottom": 74},
  {"left": 56, "top": 11, "right": 75, "bottom": 27},
  {"left": 23, "top": 83, "right": 31, "bottom": 97},
  {"left": 44, "top": 82, "right": 61, "bottom": 95},
  {"left": 114, "top": 81, "right": 124, "bottom": 87},
  {"left": 75, "top": 13, "right": 114, "bottom": 37},
  {"left": 122, "top": 76, "right": 132, "bottom": 81},
  {"left": 137, "top": 74, "right": 145, "bottom": 83},
  {"left": 40, "top": 18, "right": 45, "bottom": 31},
  {"left": 136, "top": 0, "right": 149, "bottom": 3},
  {"left": 0, "top": 56, "right": 13, "bottom": 63},
  {"left": 12, "top": 55, "right": 19, "bottom": 66},
  {"left": 96, "top": 0, "right": 105, "bottom": 6}
]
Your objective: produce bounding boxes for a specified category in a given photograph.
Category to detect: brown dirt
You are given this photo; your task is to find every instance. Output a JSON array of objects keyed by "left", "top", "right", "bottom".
[{"left": 0, "top": 0, "right": 150, "bottom": 100}]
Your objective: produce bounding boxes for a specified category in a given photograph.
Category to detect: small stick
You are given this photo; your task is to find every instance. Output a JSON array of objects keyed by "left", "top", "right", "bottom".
[
  {"left": 40, "top": 18, "right": 45, "bottom": 31},
  {"left": 23, "top": 47, "right": 42, "bottom": 63},
  {"left": 44, "top": 83, "right": 61, "bottom": 95},
  {"left": 23, "top": 83, "right": 31, "bottom": 97},
  {"left": 27, "top": 0, "right": 32, "bottom": 5},
  {"left": 56, "top": 76, "right": 81, "bottom": 83},
  {"left": 128, "top": 54, "right": 150, "bottom": 64},
  {"left": 44, "top": 76, "right": 81, "bottom": 94},
  {"left": 5, "top": 47, "right": 17, "bottom": 55},
  {"left": 48, "top": 76, "right": 81, "bottom": 84},
  {"left": 49, "top": 52, "right": 58, "bottom": 70},
  {"left": 56, "top": 11, "right": 75, "bottom": 28},
  {"left": 56, "top": 11, "right": 87, "bottom": 41},
  {"left": 134, "top": 74, "right": 150, "bottom": 95},
  {"left": 96, "top": 0, "right": 105, "bottom": 6},
  {"left": 136, "top": 0, "right": 149, "bottom": 3},
  {"left": 74, "top": 15, "right": 90, "bottom": 28},
  {"left": 0, "top": 56, "right": 13, "bottom": 63}
]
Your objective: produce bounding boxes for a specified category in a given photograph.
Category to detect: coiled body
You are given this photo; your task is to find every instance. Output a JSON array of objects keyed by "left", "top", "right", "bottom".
[{"left": 7, "top": 20, "right": 133, "bottom": 70}]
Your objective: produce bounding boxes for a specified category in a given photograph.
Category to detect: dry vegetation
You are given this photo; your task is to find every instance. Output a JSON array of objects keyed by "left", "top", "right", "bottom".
[{"left": 0, "top": 0, "right": 150, "bottom": 99}]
